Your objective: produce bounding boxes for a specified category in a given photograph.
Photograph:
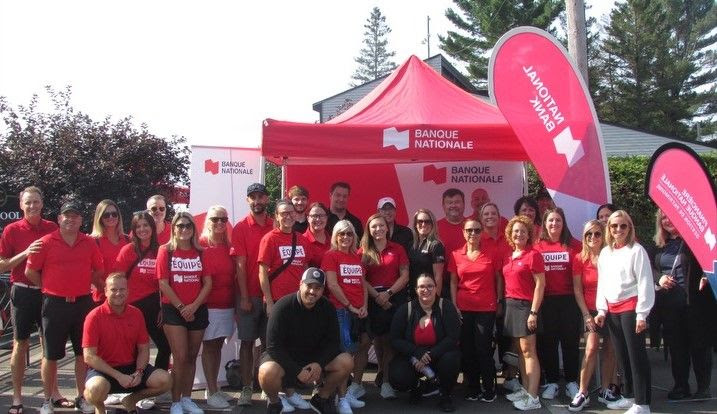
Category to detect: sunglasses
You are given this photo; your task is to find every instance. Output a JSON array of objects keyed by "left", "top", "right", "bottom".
[
  {"left": 337, "top": 231, "right": 353, "bottom": 237},
  {"left": 150, "top": 206, "right": 166, "bottom": 212},
  {"left": 585, "top": 231, "right": 602, "bottom": 238},
  {"left": 102, "top": 211, "right": 119, "bottom": 219},
  {"left": 416, "top": 219, "right": 433, "bottom": 225},
  {"left": 209, "top": 217, "right": 228, "bottom": 223},
  {"left": 175, "top": 223, "right": 193, "bottom": 230},
  {"left": 309, "top": 214, "right": 327, "bottom": 219},
  {"left": 610, "top": 223, "right": 629, "bottom": 230},
  {"left": 464, "top": 228, "right": 481, "bottom": 234}
]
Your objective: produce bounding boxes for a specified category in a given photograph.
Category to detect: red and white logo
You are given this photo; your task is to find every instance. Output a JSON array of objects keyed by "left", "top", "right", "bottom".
[
  {"left": 423, "top": 164, "right": 447, "bottom": 184},
  {"left": 383, "top": 127, "right": 410, "bottom": 150},
  {"left": 205, "top": 159, "right": 219, "bottom": 175}
]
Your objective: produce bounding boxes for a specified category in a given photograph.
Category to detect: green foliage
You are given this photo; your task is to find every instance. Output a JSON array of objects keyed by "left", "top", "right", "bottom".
[
  {"left": 439, "top": 0, "right": 564, "bottom": 88},
  {"left": 264, "top": 162, "right": 282, "bottom": 214},
  {"left": 351, "top": 7, "right": 398, "bottom": 86},
  {"left": 0, "top": 86, "right": 189, "bottom": 232}
]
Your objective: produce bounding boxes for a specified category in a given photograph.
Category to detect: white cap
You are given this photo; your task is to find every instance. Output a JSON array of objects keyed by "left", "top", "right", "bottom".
[{"left": 377, "top": 197, "right": 397, "bottom": 209}]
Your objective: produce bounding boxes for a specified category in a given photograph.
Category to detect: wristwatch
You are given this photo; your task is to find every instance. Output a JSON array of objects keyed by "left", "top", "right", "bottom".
[
  {"left": 529, "top": 310, "right": 538, "bottom": 316},
  {"left": 386, "top": 289, "right": 394, "bottom": 296}
]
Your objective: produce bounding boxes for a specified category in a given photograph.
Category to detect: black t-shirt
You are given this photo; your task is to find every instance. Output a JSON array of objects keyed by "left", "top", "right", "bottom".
[
  {"left": 292, "top": 219, "right": 309, "bottom": 234},
  {"left": 658, "top": 238, "right": 686, "bottom": 287},
  {"left": 327, "top": 210, "right": 363, "bottom": 240},
  {"left": 408, "top": 238, "right": 446, "bottom": 297},
  {"left": 390, "top": 224, "right": 414, "bottom": 256}
]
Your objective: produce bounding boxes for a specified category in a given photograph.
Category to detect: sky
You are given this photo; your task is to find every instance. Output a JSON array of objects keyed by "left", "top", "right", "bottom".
[{"left": 0, "top": 0, "right": 616, "bottom": 149}]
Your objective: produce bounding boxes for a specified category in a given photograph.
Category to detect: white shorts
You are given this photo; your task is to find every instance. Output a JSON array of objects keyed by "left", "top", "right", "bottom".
[{"left": 203, "top": 308, "right": 236, "bottom": 341}]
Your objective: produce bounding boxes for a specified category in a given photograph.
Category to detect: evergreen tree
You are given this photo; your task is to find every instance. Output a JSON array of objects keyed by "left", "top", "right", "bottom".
[
  {"left": 439, "top": 0, "right": 564, "bottom": 88},
  {"left": 351, "top": 7, "right": 397, "bottom": 86}
]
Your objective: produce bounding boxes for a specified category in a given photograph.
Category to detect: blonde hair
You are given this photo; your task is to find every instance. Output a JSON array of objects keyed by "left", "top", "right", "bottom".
[
  {"left": 360, "top": 213, "right": 387, "bottom": 266},
  {"left": 604, "top": 210, "right": 636, "bottom": 249},
  {"left": 167, "top": 212, "right": 202, "bottom": 252},
  {"left": 505, "top": 215, "right": 535, "bottom": 250},
  {"left": 653, "top": 209, "right": 675, "bottom": 248},
  {"left": 105, "top": 272, "right": 127, "bottom": 286},
  {"left": 579, "top": 220, "right": 605, "bottom": 262},
  {"left": 201, "top": 205, "right": 230, "bottom": 247},
  {"left": 91, "top": 199, "right": 125, "bottom": 239},
  {"left": 330, "top": 220, "right": 358, "bottom": 254},
  {"left": 411, "top": 208, "right": 441, "bottom": 249}
]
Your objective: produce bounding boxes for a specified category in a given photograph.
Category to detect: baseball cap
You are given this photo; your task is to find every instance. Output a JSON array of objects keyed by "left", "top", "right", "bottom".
[
  {"left": 246, "top": 183, "right": 268, "bottom": 196},
  {"left": 60, "top": 200, "right": 83, "bottom": 215},
  {"left": 377, "top": 196, "right": 396, "bottom": 209},
  {"left": 301, "top": 267, "right": 326, "bottom": 286}
]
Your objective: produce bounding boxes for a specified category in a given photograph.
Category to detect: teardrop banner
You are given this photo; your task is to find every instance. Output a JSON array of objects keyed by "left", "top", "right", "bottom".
[
  {"left": 646, "top": 143, "right": 717, "bottom": 299},
  {"left": 488, "top": 26, "right": 611, "bottom": 237}
]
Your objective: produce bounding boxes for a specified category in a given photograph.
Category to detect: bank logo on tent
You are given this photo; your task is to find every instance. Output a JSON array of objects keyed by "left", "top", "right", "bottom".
[
  {"left": 553, "top": 126, "right": 585, "bottom": 167},
  {"left": 204, "top": 159, "right": 219, "bottom": 175},
  {"left": 383, "top": 127, "right": 410, "bottom": 150},
  {"left": 423, "top": 165, "right": 447, "bottom": 184}
]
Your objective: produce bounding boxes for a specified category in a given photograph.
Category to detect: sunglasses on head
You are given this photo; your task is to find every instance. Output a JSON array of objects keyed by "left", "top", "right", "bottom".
[
  {"left": 175, "top": 223, "right": 193, "bottom": 230},
  {"left": 101, "top": 211, "right": 119, "bottom": 219},
  {"left": 209, "top": 217, "right": 228, "bottom": 223},
  {"left": 610, "top": 223, "right": 629, "bottom": 230},
  {"left": 150, "top": 206, "right": 166, "bottom": 212}
]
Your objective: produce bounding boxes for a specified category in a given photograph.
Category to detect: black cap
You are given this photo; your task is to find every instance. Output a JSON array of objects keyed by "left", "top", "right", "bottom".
[
  {"left": 60, "top": 200, "right": 83, "bottom": 215},
  {"left": 247, "top": 183, "right": 268, "bottom": 196},
  {"left": 301, "top": 267, "right": 326, "bottom": 286}
]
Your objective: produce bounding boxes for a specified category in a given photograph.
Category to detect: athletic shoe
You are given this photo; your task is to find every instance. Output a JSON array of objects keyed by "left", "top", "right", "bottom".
[
  {"left": 503, "top": 378, "right": 522, "bottom": 393},
  {"left": 104, "top": 394, "right": 122, "bottom": 405},
  {"left": 438, "top": 394, "right": 455, "bottom": 412},
  {"left": 464, "top": 388, "right": 480, "bottom": 401},
  {"left": 379, "top": 383, "right": 397, "bottom": 400},
  {"left": 238, "top": 385, "right": 253, "bottom": 406},
  {"left": 513, "top": 394, "right": 541, "bottom": 410},
  {"left": 336, "top": 397, "right": 353, "bottom": 414},
  {"left": 598, "top": 387, "right": 619, "bottom": 404},
  {"left": 308, "top": 394, "right": 333, "bottom": 414},
  {"left": 266, "top": 401, "right": 283, "bottom": 414},
  {"left": 278, "top": 395, "right": 295, "bottom": 413},
  {"left": 344, "top": 393, "right": 365, "bottom": 408},
  {"left": 207, "top": 392, "right": 230, "bottom": 409},
  {"left": 625, "top": 404, "right": 650, "bottom": 414},
  {"left": 506, "top": 388, "right": 528, "bottom": 402},
  {"left": 565, "top": 382, "right": 580, "bottom": 399},
  {"left": 541, "top": 383, "right": 559, "bottom": 399},
  {"left": 419, "top": 379, "right": 440, "bottom": 397},
  {"left": 480, "top": 390, "right": 496, "bottom": 403},
  {"left": 568, "top": 392, "right": 589, "bottom": 411},
  {"left": 136, "top": 398, "right": 156, "bottom": 410},
  {"left": 347, "top": 383, "right": 366, "bottom": 399},
  {"left": 606, "top": 396, "right": 634, "bottom": 410},
  {"left": 668, "top": 386, "right": 691, "bottom": 400},
  {"left": 170, "top": 402, "right": 184, "bottom": 414},
  {"left": 281, "top": 392, "right": 312, "bottom": 410},
  {"left": 693, "top": 389, "right": 712, "bottom": 400},
  {"left": 40, "top": 400, "right": 54, "bottom": 414},
  {"left": 75, "top": 396, "right": 94, "bottom": 414},
  {"left": 216, "top": 391, "right": 233, "bottom": 401},
  {"left": 180, "top": 397, "right": 204, "bottom": 414}
]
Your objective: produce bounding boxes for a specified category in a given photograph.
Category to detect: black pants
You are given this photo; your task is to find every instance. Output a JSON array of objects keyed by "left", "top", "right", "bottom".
[
  {"left": 389, "top": 350, "right": 460, "bottom": 395},
  {"left": 537, "top": 295, "right": 581, "bottom": 383},
  {"left": 460, "top": 311, "right": 496, "bottom": 393},
  {"left": 608, "top": 311, "right": 651, "bottom": 405},
  {"left": 132, "top": 293, "right": 171, "bottom": 370}
]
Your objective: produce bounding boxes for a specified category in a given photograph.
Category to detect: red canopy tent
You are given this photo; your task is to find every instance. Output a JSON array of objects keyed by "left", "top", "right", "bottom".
[{"left": 262, "top": 55, "right": 528, "bottom": 165}]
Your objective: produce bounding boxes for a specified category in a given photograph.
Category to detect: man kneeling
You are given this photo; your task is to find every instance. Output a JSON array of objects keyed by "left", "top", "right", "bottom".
[
  {"left": 82, "top": 273, "right": 172, "bottom": 414},
  {"left": 259, "top": 267, "right": 354, "bottom": 414}
]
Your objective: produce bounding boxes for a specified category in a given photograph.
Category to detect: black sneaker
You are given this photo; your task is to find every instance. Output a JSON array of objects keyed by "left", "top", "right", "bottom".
[
  {"left": 309, "top": 394, "right": 335, "bottom": 414},
  {"left": 419, "top": 379, "right": 440, "bottom": 397},
  {"left": 409, "top": 387, "right": 422, "bottom": 405},
  {"left": 438, "top": 394, "right": 456, "bottom": 412},
  {"left": 568, "top": 392, "right": 589, "bottom": 412},
  {"left": 668, "top": 386, "right": 691, "bottom": 400},
  {"left": 480, "top": 390, "right": 496, "bottom": 403},
  {"left": 693, "top": 389, "right": 712, "bottom": 400},
  {"left": 464, "top": 388, "right": 480, "bottom": 401},
  {"left": 266, "top": 401, "right": 282, "bottom": 414}
]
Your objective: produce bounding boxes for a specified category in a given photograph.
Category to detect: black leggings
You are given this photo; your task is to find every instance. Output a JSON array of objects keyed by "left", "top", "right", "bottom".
[
  {"left": 537, "top": 295, "right": 581, "bottom": 383},
  {"left": 132, "top": 292, "right": 171, "bottom": 370},
  {"left": 460, "top": 311, "right": 496, "bottom": 393},
  {"left": 608, "top": 311, "right": 651, "bottom": 405},
  {"left": 389, "top": 350, "right": 461, "bottom": 396}
]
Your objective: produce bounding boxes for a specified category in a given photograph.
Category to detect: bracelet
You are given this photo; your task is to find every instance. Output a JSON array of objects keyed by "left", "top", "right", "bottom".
[
  {"left": 176, "top": 303, "right": 185, "bottom": 310},
  {"left": 386, "top": 289, "right": 394, "bottom": 296}
]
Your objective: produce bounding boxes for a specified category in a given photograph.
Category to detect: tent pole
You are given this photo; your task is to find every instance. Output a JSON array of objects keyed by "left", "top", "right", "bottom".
[{"left": 281, "top": 157, "right": 287, "bottom": 197}]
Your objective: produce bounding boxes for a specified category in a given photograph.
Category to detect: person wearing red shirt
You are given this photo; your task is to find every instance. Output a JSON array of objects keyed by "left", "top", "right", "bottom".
[
  {"left": 448, "top": 218, "right": 503, "bottom": 402},
  {"left": 533, "top": 208, "right": 583, "bottom": 400},
  {"left": 468, "top": 188, "right": 510, "bottom": 232},
  {"left": 323, "top": 219, "right": 368, "bottom": 409},
  {"left": 83, "top": 274, "right": 172, "bottom": 414},
  {"left": 231, "top": 183, "right": 273, "bottom": 407},
  {"left": 146, "top": 195, "right": 171, "bottom": 245},
  {"left": 502, "top": 215, "right": 545, "bottom": 411},
  {"left": 513, "top": 196, "right": 542, "bottom": 241},
  {"left": 198, "top": 206, "right": 236, "bottom": 409},
  {"left": 437, "top": 188, "right": 466, "bottom": 272},
  {"left": 156, "top": 212, "right": 211, "bottom": 414},
  {"left": 26, "top": 199, "right": 104, "bottom": 414},
  {"left": 115, "top": 211, "right": 170, "bottom": 370},
  {"left": 0, "top": 186, "right": 62, "bottom": 413},
  {"left": 359, "top": 213, "right": 409, "bottom": 400},
  {"left": 304, "top": 202, "right": 331, "bottom": 267},
  {"left": 90, "top": 199, "right": 129, "bottom": 303}
]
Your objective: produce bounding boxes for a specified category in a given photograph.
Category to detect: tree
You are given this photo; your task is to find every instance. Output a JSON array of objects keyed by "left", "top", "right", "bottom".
[
  {"left": 351, "top": 7, "right": 398, "bottom": 86},
  {"left": 0, "top": 86, "right": 190, "bottom": 231},
  {"left": 439, "top": 0, "right": 564, "bottom": 88}
]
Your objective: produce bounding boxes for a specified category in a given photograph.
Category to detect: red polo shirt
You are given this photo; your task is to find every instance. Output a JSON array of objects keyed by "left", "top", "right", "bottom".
[
  {"left": 448, "top": 244, "right": 498, "bottom": 311},
  {"left": 573, "top": 253, "right": 598, "bottom": 311},
  {"left": 534, "top": 239, "right": 582, "bottom": 296},
  {"left": 258, "top": 229, "right": 311, "bottom": 301},
  {"left": 321, "top": 250, "right": 365, "bottom": 309},
  {"left": 157, "top": 222, "right": 171, "bottom": 245},
  {"left": 156, "top": 245, "right": 206, "bottom": 305},
  {"left": 26, "top": 230, "right": 103, "bottom": 297},
  {"left": 479, "top": 231, "right": 511, "bottom": 269},
  {"left": 0, "top": 218, "right": 57, "bottom": 285},
  {"left": 201, "top": 239, "right": 235, "bottom": 309},
  {"left": 115, "top": 244, "right": 158, "bottom": 303},
  {"left": 359, "top": 241, "right": 408, "bottom": 289},
  {"left": 437, "top": 218, "right": 466, "bottom": 269},
  {"left": 230, "top": 214, "right": 274, "bottom": 298},
  {"left": 82, "top": 301, "right": 149, "bottom": 367},
  {"left": 303, "top": 229, "right": 331, "bottom": 267},
  {"left": 92, "top": 235, "right": 129, "bottom": 302},
  {"left": 502, "top": 248, "right": 545, "bottom": 301}
]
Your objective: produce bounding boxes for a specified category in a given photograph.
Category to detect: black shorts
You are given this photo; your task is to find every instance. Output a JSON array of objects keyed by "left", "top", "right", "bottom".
[
  {"left": 42, "top": 294, "right": 93, "bottom": 360},
  {"left": 11, "top": 284, "right": 43, "bottom": 341},
  {"left": 86, "top": 364, "right": 157, "bottom": 394},
  {"left": 587, "top": 310, "right": 608, "bottom": 336},
  {"left": 161, "top": 304, "right": 209, "bottom": 331},
  {"left": 504, "top": 298, "right": 542, "bottom": 338},
  {"left": 367, "top": 289, "right": 407, "bottom": 337}
]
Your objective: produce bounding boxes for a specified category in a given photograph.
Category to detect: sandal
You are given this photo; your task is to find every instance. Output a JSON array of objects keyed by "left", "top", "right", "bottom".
[
  {"left": 8, "top": 405, "right": 23, "bottom": 414},
  {"left": 52, "top": 398, "right": 75, "bottom": 409}
]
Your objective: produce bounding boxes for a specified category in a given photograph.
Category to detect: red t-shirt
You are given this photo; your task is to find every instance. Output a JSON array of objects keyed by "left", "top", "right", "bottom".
[
  {"left": 321, "top": 250, "right": 365, "bottom": 309},
  {"left": 502, "top": 248, "right": 545, "bottom": 301},
  {"left": 0, "top": 218, "right": 57, "bottom": 285},
  {"left": 92, "top": 235, "right": 129, "bottom": 302},
  {"left": 437, "top": 218, "right": 465, "bottom": 269},
  {"left": 230, "top": 214, "right": 274, "bottom": 298},
  {"left": 157, "top": 222, "right": 171, "bottom": 245},
  {"left": 303, "top": 229, "right": 331, "bottom": 267},
  {"left": 534, "top": 239, "right": 582, "bottom": 296},
  {"left": 201, "top": 239, "right": 235, "bottom": 309},
  {"left": 448, "top": 244, "right": 498, "bottom": 311},
  {"left": 359, "top": 241, "right": 409, "bottom": 289},
  {"left": 82, "top": 302, "right": 149, "bottom": 367},
  {"left": 156, "top": 245, "right": 206, "bottom": 305},
  {"left": 479, "top": 231, "right": 511, "bottom": 269},
  {"left": 26, "top": 230, "right": 104, "bottom": 297},
  {"left": 115, "top": 244, "right": 158, "bottom": 303},
  {"left": 573, "top": 254, "right": 598, "bottom": 312},
  {"left": 257, "top": 229, "right": 311, "bottom": 301},
  {"left": 414, "top": 319, "right": 437, "bottom": 346}
]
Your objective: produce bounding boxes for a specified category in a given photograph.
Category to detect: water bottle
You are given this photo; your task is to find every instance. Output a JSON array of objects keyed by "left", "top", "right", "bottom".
[{"left": 411, "top": 356, "right": 436, "bottom": 380}]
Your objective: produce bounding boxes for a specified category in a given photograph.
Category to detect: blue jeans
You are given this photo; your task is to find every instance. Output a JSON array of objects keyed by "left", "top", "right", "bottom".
[{"left": 337, "top": 308, "right": 358, "bottom": 353}]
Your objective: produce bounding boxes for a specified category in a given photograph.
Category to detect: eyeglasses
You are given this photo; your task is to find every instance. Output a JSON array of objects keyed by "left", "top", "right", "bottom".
[
  {"left": 209, "top": 217, "right": 228, "bottom": 223},
  {"left": 416, "top": 219, "right": 433, "bottom": 226},
  {"left": 337, "top": 231, "right": 353, "bottom": 237},
  {"left": 610, "top": 223, "right": 628, "bottom": 230},
  {"left": 585, "top": 231, "right": 602, "bottom": 238},
  {"left": 150, "top": 206, "right": 166, "bottom": 212},
  {"left": 277, "top": 211, "right": 293, "bottom": 218},
  {"left": 309, "top": 214, "right": 327, "bottom": 219},
  {"left": 175, "top": 223, "right": 193, "bottom": 230},
  {"left": 464, "top": 228, "right": 481, "bottom": 234},
  {"left": 417, "top": 285, "right": 435, "bottom": 291},
  {"left": 101, "top": 211, "right": 119, "bottom": 219}
]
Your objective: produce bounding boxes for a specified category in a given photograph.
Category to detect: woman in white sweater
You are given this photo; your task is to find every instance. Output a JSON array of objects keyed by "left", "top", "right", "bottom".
[{"left": 595, "top": 210, "right": 655, "bottom": 414}]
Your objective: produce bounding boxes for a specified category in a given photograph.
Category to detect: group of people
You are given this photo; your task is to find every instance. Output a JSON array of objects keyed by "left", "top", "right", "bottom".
[{"left": 0, "top": 182, "right": 714, "bottom": 414}]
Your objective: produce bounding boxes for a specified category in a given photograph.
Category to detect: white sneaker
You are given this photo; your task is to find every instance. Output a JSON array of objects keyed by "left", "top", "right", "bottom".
[
  {"left": 136, "top": 398, "right": 156, "bottom": 410},
  {"left": 379, "top": 382, "right": 397, "bottom": 400},
  {"left": 347, "top": 383, "right": 366, "bottom": 399},
  {"left": 216, "top": 391, "right": 233, "bottom": 401},
  {"left": 278, "top": 394, "right": 295, "bottom": 413},
  {"left": 170, "top": 402, "right": 183, "bottom": 414},
  {"left": 206, "top": 392, "right": 230, "bottom": 409},
  {"left": 344, "top": 392, "right": 365, "bottom": 408},
  {"left": 513, "top": 394, "right": 542, "bottom": 410},
  {"left": 282, "top": 392, "right": 312, "bottom": 410},
  {"left": 607, "top": 397, "right": 634, "bottom": 410},
  {"left": 180, "top": 397, "right": 204, "bottom": 414},
  {"left": 40, "top": 400, "right": 54, "bottom": 414},
  {"left": 337, "top": 397, "right": 353, "bottom": 414},
  {"left": 565, "top": 381, "right": 580, "bottom": 399},
  {"left": 238, "top": 385, "right": 253, "bottom": 406},
  {"left": 541, "top": 383, "right": 559, "bottom": 399},
  {"left": 104, "top": 394, "right": 122, "bottom": 405},
  {"left": 625, "top": 404, "right": 650, "bottom": 414},
  {"left": 503, "top": 378, "right": 522, "bottom": 393},
  {"left": 506, "top": 388, "right": 528, "bottom": 402},
  {"left": 75, "top": 396, "right": 95, "bottom": 414}
]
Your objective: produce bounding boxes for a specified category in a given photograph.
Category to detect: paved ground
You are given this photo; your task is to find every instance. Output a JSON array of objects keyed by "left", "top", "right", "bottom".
[{"left": 1, "top": 335, "right": 715, "bottom": 414}]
